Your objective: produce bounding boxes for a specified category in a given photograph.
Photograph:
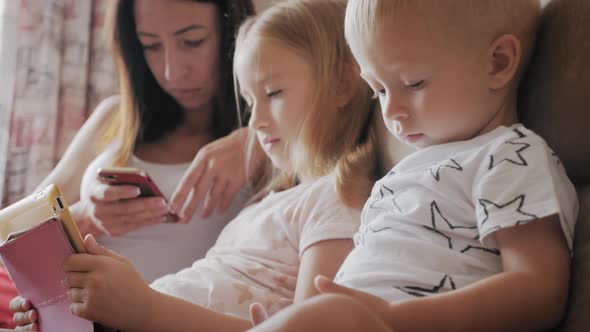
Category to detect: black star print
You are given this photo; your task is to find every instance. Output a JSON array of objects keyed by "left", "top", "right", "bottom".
[
  {"left": 369, "top": 183, "right": 402, "bottom": 213},
  {"left": 488, "top": 129, "right": 531, "bottom": 170},
  {"left": 396, "top": 274, "right": 456, "bottom": 297},
  {"left": 460, "top": 245, "right": 500, "bottom": 255},
  {"left": 550, "top": 150, "right": 562, "bottom": 166},
  {"left": 424, "top": 202, "right": 501, "bottom": 255},
  {"left": 428, "top": 159, "right": 463, "bottom": 181},
  {"left": 423, "top": 225, "right": 453, "bottom": 249},
  {"left": 514, "top": 128, "right": 527, "bottom": 139},
  {"left": 429, "top": 201, "right": 476, "bottom": 232},
  {"left": 478, "top": 195, "right": 538, "bottom": 227}
]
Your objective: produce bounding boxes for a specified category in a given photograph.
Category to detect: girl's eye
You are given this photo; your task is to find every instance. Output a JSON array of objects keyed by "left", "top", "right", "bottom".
[
  {"left": 372, "top": 88, "right": 386, "bottom": 100},
  {"left": 266, "top": 89, "right": 283, "bottom": 98},
  {"left": 405, "top": 80, "right": 425, "bottom": 90},
  {"left": 185, "top": 38, "right": 205, "bottom": 48}
]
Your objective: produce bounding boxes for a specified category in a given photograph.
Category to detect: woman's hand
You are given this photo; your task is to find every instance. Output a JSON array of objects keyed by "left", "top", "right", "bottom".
[
  {"left": 170, "top": 127, "right": 264, "bottom": 221},
  {"left": 10, "top": 296, "right": 38, "bottom": 331},
  {"left": 74, "top": 178, "right": 170, "bottom": 237},
  {"left": 62, "top": 235, "right": 158, "bottom": 331}
]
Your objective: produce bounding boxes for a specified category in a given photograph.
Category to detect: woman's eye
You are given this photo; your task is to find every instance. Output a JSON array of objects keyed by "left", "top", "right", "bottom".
[
  {"left": 142, "top": 43, "right": 161, "bottom": 51},
  {"left": 266, "top": 89, "right": 283, "bottom": 98},
  {"left": 185, "top": 39, "right": 206, "bottom": 48},
  {"left": 405, "top": 80, "right": 425, "bottom": 90}
]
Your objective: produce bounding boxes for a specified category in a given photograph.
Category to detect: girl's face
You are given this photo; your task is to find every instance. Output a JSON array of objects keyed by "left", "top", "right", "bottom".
[
  {"left": 134, "top": 0, "right": 220, "bottom": 112},
  {"left": 235, "top": 40, "right": 319, "bottom": 172}
]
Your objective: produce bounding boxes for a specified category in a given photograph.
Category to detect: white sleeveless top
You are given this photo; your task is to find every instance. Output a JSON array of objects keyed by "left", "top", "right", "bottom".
[{"left": 80, "top": 143, "right": 249, "bottom": 283}]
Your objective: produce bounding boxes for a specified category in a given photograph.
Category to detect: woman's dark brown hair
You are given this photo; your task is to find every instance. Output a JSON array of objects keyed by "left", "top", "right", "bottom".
[{"left": 104, "top": 0, "right": 255, "bottom": 165}]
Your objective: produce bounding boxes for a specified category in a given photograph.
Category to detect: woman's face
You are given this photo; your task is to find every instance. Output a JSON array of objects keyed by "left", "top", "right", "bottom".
[{"left": 134, "top": 0, "right": 220, "bottom": 112}]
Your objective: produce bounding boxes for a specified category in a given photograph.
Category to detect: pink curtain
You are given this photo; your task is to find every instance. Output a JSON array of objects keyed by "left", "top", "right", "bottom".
[{"left": 0, "top": 0, "right": 116, "bottom": 207}]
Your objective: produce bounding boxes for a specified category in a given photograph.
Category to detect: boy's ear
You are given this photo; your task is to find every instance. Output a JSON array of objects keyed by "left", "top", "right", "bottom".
[
  {"left": 335, "top": 63, "right": 361, "bottom": 108},
  {"left": 487, "top": 34, "right": 522, "bottom": 91}
]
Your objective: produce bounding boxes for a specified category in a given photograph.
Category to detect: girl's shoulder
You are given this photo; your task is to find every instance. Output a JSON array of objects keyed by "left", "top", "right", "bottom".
[{"left": 297, "top": 175, "right": 359, "bottom": 214}]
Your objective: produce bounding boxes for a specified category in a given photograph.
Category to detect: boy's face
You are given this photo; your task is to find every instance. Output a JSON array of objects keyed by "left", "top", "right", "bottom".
[{"left": 350, "top": 12, "right": 506, "bottom": 149}]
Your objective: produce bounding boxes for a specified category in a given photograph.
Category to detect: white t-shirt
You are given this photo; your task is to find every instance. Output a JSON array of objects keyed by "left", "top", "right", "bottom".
[
  {"left": 81, "top": 143, "right": 248, "bottom": 283},
  {"left": 151, "top": 175, "right": 361, "bottom": 319},
  {"left": 336, "top": 124, "right": 578, "bottom": 302}
]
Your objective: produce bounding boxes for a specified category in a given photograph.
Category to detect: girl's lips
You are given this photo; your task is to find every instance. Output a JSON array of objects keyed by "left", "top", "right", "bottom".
[
  {"left": 260, "top": 136, "right": 281, "bottom": 150},
  {"left": 263, "top": 138, "right": 281, "bottom": 145},
  {"left": 402, "top": 133, "right": 423, "bottom": 143}
]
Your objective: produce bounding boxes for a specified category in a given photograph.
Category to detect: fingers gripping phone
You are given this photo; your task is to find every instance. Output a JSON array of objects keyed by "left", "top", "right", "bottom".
[{"left": 97, "top": 167, "right": 180, "bottom": 222}]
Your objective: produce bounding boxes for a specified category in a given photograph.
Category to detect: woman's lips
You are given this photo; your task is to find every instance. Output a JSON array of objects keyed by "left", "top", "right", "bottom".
[{"left": 170, "top": 88, "right": 201, "bottom": 100}]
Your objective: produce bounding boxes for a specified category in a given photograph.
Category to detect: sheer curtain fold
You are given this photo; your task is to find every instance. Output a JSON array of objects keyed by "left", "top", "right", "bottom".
[{"left": 0, "top": 0, "right": 116, "bottom": 207}]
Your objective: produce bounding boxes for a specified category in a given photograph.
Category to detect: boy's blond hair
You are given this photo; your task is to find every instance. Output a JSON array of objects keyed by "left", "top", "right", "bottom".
[
  {"left": 345, "top": 0, "right": 542, "bottom": 84},
  {"left": 235, "top": 0, "right": 378, "bottom": 207}
]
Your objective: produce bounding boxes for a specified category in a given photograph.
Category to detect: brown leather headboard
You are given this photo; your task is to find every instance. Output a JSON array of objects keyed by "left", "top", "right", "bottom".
[{"left": 519, "top": 0, "right": 590, "bottom": 187}]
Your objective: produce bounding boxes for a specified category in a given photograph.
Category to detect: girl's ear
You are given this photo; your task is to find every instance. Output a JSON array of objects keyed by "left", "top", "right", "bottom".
[
  {"left": 335, "top": 63, "right": 361, "bottom": 108},
  {"left": 487, "top": 34, "right": 522, "bottom": 91}
]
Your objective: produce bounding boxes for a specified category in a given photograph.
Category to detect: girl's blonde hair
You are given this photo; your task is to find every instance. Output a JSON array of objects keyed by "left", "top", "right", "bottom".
[{"left": 235, "top": 0, "right": 377, "bottom": 208}]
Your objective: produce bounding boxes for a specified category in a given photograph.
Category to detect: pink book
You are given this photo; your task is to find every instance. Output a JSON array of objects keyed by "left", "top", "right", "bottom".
[{"left": 0, "top": 218, "right": 93, "bottom": 332}]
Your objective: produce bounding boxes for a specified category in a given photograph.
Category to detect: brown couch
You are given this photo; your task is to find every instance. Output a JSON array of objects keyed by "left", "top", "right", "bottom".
[
  {"left": 521, "top": 0, "right": 590, "bottom": 331},
  {"left": 377, "top": 0, "right": 590, "bottom": 330}
]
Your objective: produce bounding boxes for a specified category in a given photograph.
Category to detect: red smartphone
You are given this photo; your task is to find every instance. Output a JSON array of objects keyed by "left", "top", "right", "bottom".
[{"left": 97, "top": 167, "right": 180, "bottom": 222}]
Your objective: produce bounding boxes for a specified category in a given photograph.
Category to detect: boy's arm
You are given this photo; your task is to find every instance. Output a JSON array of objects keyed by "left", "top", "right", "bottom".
[
  {"left": 308, "top": 215, "right": 569, "bottom": 332},
  {"left": 378, "top": 215, "right": 569, "bottom": 332}
]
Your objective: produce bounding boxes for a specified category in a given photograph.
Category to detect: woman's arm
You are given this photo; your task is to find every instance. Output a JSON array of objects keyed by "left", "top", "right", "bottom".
[
  {"left": 170, "top": 127, "right": 266, "bottom": 220},
  {"left": 35, "top": 97, "right": 119, "bottom": 203}
]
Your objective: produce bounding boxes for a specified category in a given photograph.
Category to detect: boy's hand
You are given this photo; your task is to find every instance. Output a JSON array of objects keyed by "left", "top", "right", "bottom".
[
  {"left": 62, "top": 234, "right": 156, "bottom": 331},
  {"left": 314, "top": 275, "right": 391, "bottom": 319}
]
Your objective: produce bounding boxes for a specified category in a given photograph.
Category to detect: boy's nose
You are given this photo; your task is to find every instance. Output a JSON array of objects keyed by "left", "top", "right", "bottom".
[{"left": 382, "top": 96, "right": 409, "bottom": 121}]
